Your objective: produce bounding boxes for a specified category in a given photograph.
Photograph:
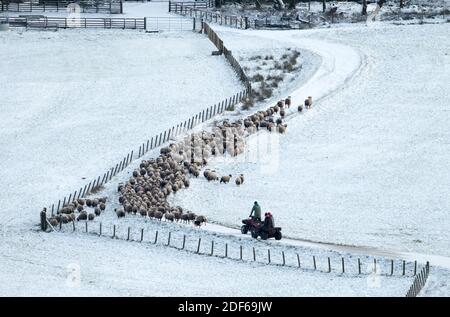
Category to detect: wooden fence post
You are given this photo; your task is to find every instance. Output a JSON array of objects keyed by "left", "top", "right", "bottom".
[
  {"left": 282, "top": 251, "right": 286, "bottom": 266},
  {"left": 210, "top": 240, "right": 214, "bottom": 256},
  {"left": 358, "top": 258, "right": 361, "bottom": 274},
  {"left": 40, "top": 210, "right": 47, "bottom": 231},
  {"left": 127, "top": 227, "right": 130, "bottom": 240},
  {"left": 374, "top": 258, "right": 377, "bottom": 274},
  {"left": 99, "top": 222, "right": 102, "bottom": 236},
  {"left": 328, "top": 257, "right": 331, "bottom": 273},
  {"left": 240, "top": 245, "right": 243, "bottom": 260},
  {"left": 341, "top": 257, "right": 345, "bottom": 273},
  {"left": 402, "top": 260, "right": 406, "bottom": 276},
  {"left": 253, "top": 247, "right": 256, "bottom": 261},
  {"left": 414, "top": 261, "right": 417, "bottom": 276},
  {"left": 196, "top": 238, "right": 201, "bottom": 253},
  {"left": 112, "top": 225, "right": 116, "bottom": 238},
  {"left": 140, "top": 228, "right": 144, "bottom": 242},
  {"left": 268, "top": 249, "right": 271, "bottom": 264},
  {"left": 72, "top": 220, "right": 75, "bottom": 232},
  {"left": 313, "top": 256, "right": 317, "bottom": 270},
  {"left": 225, "top": 243, "right": 228, "bottom": 258},
  {"left": 297, "top": 254, "right": 301, "bottom": 268},
  {"left": 167, "top": 232, "right": 172, "bottom": 246},
  {"left": 85, "top": 221, "right": 88, "bottom": 233},
  {"left": 182, "top": 235, "right": 186, "bottom": 250},
  {"left": 154, "top": 230, "right": 158, "bottom": 244},
  {"left": 391, "top": 260, "right": 394, "bottom": 276}
]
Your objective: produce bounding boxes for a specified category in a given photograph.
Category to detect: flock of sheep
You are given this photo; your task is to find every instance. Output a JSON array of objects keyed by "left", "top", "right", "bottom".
[
  {"left": 46, "top": 95, "right": 312, "bottom": 229},
  {"left": 47, "top": 197, "right": 107, "bottom": 227}
]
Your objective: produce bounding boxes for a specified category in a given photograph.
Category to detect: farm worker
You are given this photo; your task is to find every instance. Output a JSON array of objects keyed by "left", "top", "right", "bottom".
[
  {"left": 250, "top": 201, "right": 261, "bottom": 221},
  {"left": 262, "top": 212, "right": 274, "bottom": 231}
]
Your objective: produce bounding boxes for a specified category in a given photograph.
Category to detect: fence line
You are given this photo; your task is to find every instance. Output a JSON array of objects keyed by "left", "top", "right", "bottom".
[
  {"left": 52, "top": 220, "right": 426, "bottom": 281},
  {"left": 0, "top": 0, "right": 123, "bottom": 14},
  {"left": 40, "top": 88, "right": 249, "bottom": 220},
  {"left": 202, "top": 22, "right": 252, "bottom": 92},
  {"left": 169, "top": 1, "right": 251, "bottom": 30},
  {"left": 406, "top": 262, "right": 430, "bottom": 297}
]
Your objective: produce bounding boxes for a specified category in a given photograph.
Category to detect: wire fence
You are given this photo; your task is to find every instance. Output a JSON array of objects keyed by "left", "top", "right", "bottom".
[
  {"left": 40, "top": 88, "right": 250, "bottom": 219},
  {"left": 170, "top": 1, "right": 250, "bottom": 30},
  {"left": 44, "top": 218, "right": 428, "bottom": 280},
  {"left": 406, "top": 261, "right": 430, "bottom": 297}
]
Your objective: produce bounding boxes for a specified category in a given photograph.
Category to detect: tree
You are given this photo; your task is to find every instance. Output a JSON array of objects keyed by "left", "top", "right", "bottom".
[{"left": 288, "top": 0, "right": 297, "bottom": 10}]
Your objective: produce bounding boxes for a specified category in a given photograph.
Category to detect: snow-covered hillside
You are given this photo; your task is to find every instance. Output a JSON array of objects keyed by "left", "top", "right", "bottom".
[
  {"left": 0, "top": 29, "right": 241, "bottom": 227},
  {"left": 1, "top": 12, "right": 448, "bottom": 296},
  {"left": 171, "top": 23, "right": 450, "bottom": 260}
]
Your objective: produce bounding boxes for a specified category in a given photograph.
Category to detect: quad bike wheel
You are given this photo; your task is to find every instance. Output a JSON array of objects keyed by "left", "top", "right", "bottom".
[
  {"left": 251, "top": 229, "right": 259, "bottom": 239},
  {"left": 274, "top": 231, "right": 282, "bottom": 240},
  {"left": 260, "top": 231, "right": 268, "bottom": 240},
  {"left": 241, "top": 225, "right": 248, "bottom": 234}
]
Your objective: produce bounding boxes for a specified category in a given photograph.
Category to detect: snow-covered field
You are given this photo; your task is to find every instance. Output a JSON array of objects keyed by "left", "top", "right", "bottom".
[
  {"left": 1, "top": 8, "right": 449, "bottom": 296},
  {"left": 0, "top": 29, "right": 241, "bottom": 227}
]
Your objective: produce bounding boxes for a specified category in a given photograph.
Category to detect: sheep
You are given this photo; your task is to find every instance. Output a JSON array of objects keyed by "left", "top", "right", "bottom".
[
  {"left": 76, "top": 205, "right": 84, "bottom": 212},
  {"left": 99, "top": 203, "right": 106, "bottom": 211},
  {"left": 154, "top": 211, "right": 163, "bottom": 221},
  {"left": 235, "top": 174, "right": 244, "bottom": 186},
  {"left": 88, "top": 213, "right": 95, "bottom": 221},
  {"left": 298, "top": 105, "right": 303, "bottom": 112},
  {"left": 220, "top": 174, "right": 232, "bottom": 184},
  {"left": 194, "top": 215, "right": 207, "bottom": 227},
  {"left": 48, "top": 217, "right": 58, "bottom": 227},
  {"left": 278, "top": 124, "right": 287, "bottom": 134},
  {"left": 92, "top": 199, "right": 99, "bottom": 208},
  {"left": 77, "top": 199, "right": 85, "bottom": 206},
  {"left": 115, "top": 208, "right": 125, "bottom": 218},
  {"left": 68, "top": 213, "right": 76, "bottom": 222},
  {"left": 165, "top": 213, "right": 174, "bottom": 222},
  {"left": 285, "top": 96, "right": 291, "bottom": 108},
  {"left": 187, "top": 212, "right": 196, "bottom": 222},
  {"left": 180, "top": 213, "right": 189, "bottom": 223},
  {"left": 77, "top": 211, "right": 88, "bottom": 221},
  {"left": 139, "top": 208, "right": 147, "bottom": 217},
  {"left": 99, "top": 197, "right": 107, "bottom": 204},
  {"left": 280, "top": 110, "right": 285, "bottom": 118},
  {"left": 94, "top": 207, "right": 101, "bottom": 216},
  {"left": 61, "top": 214, "right": 70, "bottom": 224},
  {"left": 173, "top": 211, "right": 181, "bottom": 222},
  {"left": 86, "top": 199, "right": 92, "bottom": 207}
]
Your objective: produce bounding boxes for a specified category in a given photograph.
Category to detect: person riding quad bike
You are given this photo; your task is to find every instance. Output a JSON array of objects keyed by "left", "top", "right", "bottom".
[
  {"left": 241, "top": 210, "right": 282, "bottom": 240},
  {"left": 249, "top": 201, "right": 261, "bottom": 221}
]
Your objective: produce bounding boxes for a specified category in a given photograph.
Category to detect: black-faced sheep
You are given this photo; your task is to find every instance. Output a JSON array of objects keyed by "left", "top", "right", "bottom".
[
  {"left": 194, "top": 215, "right": 207, "bottom": 227},
  {"left": 77, "top": 211, "right": 88, "bottom": 221},
  {"left": 154, "top": 211, "right": 163, "bottom": 221},
  {"left": 94, "top": 207, "right": 101, "bottom": 216},
  {"left": 115, "top": 208, "right": 125, "bottom": 218},
  {"left": 285, "top": 96, "right": 291, "bottom": 108},
  {"left": 235, "top": 174, "right": 244, "bottom": 186},
  {"left": 298, "top": 105, "right": 303, "bottom": 112},
  {"left": 165, "top": 213, "right": 174, "bottom": 222},
  {"left": 220, "top": 174, "right": 232, "bottom": 184},
  {"left": 88, "top": 213, "right": 95, "bottom": 221}
]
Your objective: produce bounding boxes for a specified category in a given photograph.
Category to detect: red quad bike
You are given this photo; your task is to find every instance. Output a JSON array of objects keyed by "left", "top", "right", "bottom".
[{"left": 241, "top": 217, "right": 282, "bottom": 241}]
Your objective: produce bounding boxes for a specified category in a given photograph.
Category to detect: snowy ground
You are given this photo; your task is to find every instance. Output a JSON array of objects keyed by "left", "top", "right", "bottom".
[
  {"left": 1, "top": 15, "right": 448, "bottom": 296},
  {"left": 0, "top": 29, "right": 241, "bottom": 228},
  {"left": 170, "top": 23, "right": 450, "bottom": 293}
]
